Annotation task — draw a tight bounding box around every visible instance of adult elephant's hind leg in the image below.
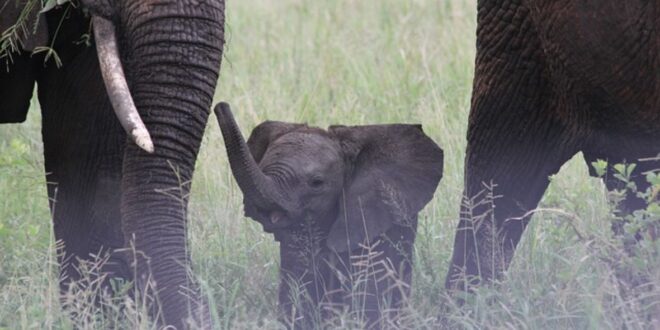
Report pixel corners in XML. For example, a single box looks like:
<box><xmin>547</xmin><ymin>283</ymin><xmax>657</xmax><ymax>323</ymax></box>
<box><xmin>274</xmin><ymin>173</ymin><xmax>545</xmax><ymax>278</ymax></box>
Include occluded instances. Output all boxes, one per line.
<box><xmin>444</xmin><ymin>1</ymin><xmax>580</xmax><ymax>291</ymax></box>
<box><xmin>446</xmin><ymin>131</ymin><xmax>577</xmax><ymax>291</ymax></box>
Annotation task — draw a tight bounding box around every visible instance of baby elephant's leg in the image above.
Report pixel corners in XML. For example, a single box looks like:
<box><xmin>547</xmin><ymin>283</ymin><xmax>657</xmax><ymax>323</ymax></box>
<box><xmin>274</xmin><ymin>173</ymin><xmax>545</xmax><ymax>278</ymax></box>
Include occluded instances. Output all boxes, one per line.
<box><xmin>356</xmin><ymin>224</ymin><xmax>417</xmax><ymax>329</ymax></box>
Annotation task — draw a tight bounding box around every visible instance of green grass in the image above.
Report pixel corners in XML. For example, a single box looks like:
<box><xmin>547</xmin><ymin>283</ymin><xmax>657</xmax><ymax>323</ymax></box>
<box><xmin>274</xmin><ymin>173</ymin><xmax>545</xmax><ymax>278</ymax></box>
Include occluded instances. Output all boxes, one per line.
<box><xmin>1</xmin><ymin>0</ymin><xmax>658</xmax><ymax>328</ymax></box>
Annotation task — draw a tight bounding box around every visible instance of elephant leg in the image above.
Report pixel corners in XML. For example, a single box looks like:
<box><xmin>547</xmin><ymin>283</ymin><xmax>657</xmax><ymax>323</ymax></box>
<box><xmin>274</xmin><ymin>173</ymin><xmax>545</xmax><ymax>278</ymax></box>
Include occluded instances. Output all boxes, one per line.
<box><xmin>366</xmin><ymin>225</ymin><xmax>416</xmax><ymax>329</ymax></box>
<box><xmin>446</xmin><ymin>121</ymin><xmax>578</xmax><ymax>291</ymax></box>
<box><xmin>38</xmin><ymin>46</ymin><xmax>129</xmax><ymax>296</ymax></box>
<box><xmin>278</xmin><ymin>242</ymin><xmax>327</xmax><ymax>329</ymax></box>
<box><xmin>341</xmin><ymin>225</ymin><xmax>416</xmax><ymax>329</ymax></box>
<box><xmin>446</xmin><ymin>153</ymin><xmax>570</xmax><ymax>291</ymax></box>
<box><xmin>277</xmin><ymin>271</ymin><xmax>319</xmax><ymax>329</ymax></box>
<box><xmin>444</xmin><ymin>1</ymin><xmax>581</xmax><ymax>291</ymax></box>
<box><xmin>0</xmin><ymin>52</ymin><xmax>36</xmax><ymax>123</ymax></box>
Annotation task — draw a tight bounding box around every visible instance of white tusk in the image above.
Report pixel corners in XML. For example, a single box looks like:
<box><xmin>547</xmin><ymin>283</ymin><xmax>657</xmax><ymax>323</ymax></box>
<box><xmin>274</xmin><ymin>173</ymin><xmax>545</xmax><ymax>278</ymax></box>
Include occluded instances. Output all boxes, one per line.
<box><xmin>92</xmin><ymin>16</ymin><xmax>154</xmax><ymax>153</ymax></box>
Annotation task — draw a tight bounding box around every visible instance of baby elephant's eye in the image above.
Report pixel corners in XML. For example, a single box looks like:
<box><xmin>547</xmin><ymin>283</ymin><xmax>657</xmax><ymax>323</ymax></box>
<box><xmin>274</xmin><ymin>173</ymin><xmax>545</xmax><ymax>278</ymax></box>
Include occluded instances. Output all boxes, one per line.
<box><xmin>309</xmin><ymin>177</ymin><xmax>324</xmax><ymax>188</ymax></box>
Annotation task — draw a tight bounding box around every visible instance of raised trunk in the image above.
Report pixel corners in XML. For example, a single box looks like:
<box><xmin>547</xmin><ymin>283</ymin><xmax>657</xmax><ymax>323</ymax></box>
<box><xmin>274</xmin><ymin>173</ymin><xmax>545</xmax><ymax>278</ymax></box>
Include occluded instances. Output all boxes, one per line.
<box><xmin>117</xmin><ymin>1</ymin><xmax>225</xmax><ymax>328</ymax></box>
<box><xmin>214</xmin><ymin>103</ymin><xmax>289</xmax><ymax>211</ymax></box>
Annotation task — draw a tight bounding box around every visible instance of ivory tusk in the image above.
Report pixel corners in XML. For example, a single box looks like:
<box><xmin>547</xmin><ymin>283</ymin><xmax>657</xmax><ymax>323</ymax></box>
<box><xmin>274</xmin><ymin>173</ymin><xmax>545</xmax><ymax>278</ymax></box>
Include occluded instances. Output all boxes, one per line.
<box><xmin>92</xmin><ymin>16</ymin><xmax>154</xmax><ymax>153</ymax></box>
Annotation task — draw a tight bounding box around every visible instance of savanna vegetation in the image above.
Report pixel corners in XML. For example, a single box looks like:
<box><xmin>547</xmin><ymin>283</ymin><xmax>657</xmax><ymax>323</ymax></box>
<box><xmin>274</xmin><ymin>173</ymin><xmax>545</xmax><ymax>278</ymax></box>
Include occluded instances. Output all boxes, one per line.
<box><xmin>1</xmin><ymin>0</ymin><xmax>658</xmax><ymax>328</ymax></box>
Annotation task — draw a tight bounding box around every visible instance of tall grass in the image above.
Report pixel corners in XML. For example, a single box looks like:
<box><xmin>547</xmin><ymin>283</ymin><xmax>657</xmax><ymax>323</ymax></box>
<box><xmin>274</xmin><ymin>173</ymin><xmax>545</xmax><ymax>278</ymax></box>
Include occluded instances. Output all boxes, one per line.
<box><xmin>1</xmin><ymin>0</ymin><xmax>658</xmax><ymax>328</ymax></box>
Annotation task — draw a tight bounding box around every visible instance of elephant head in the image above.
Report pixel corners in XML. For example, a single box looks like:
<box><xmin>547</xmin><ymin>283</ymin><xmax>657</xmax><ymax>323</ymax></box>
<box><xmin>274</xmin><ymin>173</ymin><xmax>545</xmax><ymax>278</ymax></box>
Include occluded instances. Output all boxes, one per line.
<box><xmin>214</xmin><ymin>102</ymin><xmax>443</xmax><ymax>325</ymax></box>
<box><xmin>215</xmin><ymin>102</ymin><xmax>443</xmax><ymax>252</ymax></box>
<box><xmin>2</xmin><ymin>1</ymin><xmax>225</xmax><ymax>327</ymax></box>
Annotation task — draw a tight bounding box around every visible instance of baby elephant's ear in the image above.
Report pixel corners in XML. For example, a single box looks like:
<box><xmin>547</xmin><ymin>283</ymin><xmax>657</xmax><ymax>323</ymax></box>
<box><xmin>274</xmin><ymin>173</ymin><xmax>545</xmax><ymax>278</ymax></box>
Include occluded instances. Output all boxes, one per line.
<box><xmin>246</xmin><ymin>121</ymin><xmax>305</xmax><ymax>162</ymax></box>
<box><xmin>326</xmin><ymin>124</ymin><xmax>443</xmax><ymax>253</ymax></box>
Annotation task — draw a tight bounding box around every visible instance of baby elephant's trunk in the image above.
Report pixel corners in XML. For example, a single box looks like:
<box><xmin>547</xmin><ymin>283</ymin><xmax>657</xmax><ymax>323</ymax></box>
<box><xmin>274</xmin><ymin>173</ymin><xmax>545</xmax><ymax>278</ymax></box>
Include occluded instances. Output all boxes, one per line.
<box><xmin>214</xmin><ymin>103</ymin><xmax>287</xmax><ymax>211</ymax></box>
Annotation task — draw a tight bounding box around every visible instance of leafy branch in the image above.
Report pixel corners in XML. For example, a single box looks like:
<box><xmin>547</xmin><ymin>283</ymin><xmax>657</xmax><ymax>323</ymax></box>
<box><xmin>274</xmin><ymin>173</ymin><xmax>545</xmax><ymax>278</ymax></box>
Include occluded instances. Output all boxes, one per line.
<box><xmin>0</xmin><ymin>0</ymin><xmax>71</xmax><ymax>62</ymax></box>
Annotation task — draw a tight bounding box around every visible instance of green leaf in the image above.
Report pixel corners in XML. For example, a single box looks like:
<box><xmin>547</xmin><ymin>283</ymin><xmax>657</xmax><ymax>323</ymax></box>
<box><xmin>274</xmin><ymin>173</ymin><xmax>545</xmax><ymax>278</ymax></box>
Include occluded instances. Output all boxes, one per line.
<box><xmin>646</xmin><ymin>172</ymin><xmax>660</xmax><ymax>186</ymax></box>
<box><xmin>591</xmin><ymin>159</ymin><xmax>608</xmax><ymax>177</ymax></box>
<box><xmin>625</xmin><ymin>163</ymin><xmax>637</xmax><ymax>177</ymax></box>
<box><xmin>613</xmin><ymin>164</ymin><xmax>626</xmax><ymax>176</ymax></box>
<box><xmin>40</xmin><ymin>0</ymin><xmax>58</xmax><ymax>13</ymax></box>
<box><xmin>40</xmin><ymin>0</ymin><xmax>71</xmax><ymax>13</ymax></box>
<box><xmin>647</xmin><ymin>203</ymin><xmax>660</xmax><ymax>218</ymax></box>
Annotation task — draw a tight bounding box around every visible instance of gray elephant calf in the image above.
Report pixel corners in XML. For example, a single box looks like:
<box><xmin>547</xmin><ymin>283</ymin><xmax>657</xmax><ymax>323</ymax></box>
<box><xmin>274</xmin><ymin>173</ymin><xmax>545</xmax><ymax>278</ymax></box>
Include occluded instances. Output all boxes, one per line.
<box><xmin>214</xmin><ymin>102</ymin><xmax>443</xmax><ymax>328</ymax></box>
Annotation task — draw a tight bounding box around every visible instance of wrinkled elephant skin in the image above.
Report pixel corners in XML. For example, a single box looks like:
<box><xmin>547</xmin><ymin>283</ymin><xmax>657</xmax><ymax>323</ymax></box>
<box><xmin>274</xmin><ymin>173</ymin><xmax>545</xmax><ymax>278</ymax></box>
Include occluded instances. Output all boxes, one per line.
<box><xmin>446</xmin><ymin>0</ymin><xmax>660</xmax><ymax>291</ymax></box>
<box><xmin>0</xmin><ymin>1</ymin><xmax>225</xmax><ymax>328</ymax></box>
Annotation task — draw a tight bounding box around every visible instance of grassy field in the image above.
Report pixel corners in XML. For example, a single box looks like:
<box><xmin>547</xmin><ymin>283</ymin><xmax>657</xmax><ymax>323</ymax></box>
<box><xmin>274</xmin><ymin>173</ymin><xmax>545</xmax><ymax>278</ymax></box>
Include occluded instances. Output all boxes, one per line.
<box><xmin>1</xmin><ymin>0</ymin><xmax>658</xmax><ymax>328</ymax></box>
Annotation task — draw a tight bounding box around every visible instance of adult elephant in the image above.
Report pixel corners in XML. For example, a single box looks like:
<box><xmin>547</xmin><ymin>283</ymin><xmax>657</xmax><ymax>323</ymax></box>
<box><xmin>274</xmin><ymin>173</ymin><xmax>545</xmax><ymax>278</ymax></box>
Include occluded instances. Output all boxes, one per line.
<box><xmin>1</xmin><ymin>0</ymin><xmax>225</xmax><ymax>328</ymax></box>
<box><xmin>445</xmin><ymin>1</ymin><xmax>659</xmax><ymax>290</ymax></box>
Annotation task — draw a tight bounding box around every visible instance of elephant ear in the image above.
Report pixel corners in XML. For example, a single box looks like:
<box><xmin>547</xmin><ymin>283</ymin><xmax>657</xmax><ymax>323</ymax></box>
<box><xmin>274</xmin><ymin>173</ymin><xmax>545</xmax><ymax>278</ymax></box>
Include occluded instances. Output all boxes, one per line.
<box><xmin>0</xmin><ymin>2</ymin><xmax>48</xmax><ymax>123</ymax></box>
<box><xmin>326</xmin><ymin>124</ymin><xmax>443</xmax><ymax>253</ymax></box>
<box><xmin>0</xmin><ymin>2</ymin><xmax>48</xmax><ymax>53</ymax></box>
<box><xmin>246</xmin><ymin>121</ymin><xmax>306</xmax><ymax>162</ymax></box>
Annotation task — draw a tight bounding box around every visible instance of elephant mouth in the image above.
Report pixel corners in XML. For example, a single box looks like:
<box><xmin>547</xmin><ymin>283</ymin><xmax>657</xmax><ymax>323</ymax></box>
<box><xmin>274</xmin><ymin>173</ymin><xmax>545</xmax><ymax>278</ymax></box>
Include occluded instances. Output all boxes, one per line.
<box><xmin>245</xmin><ymin>204</ymin><xmax>298</xmax><ymax>233</ymax></box>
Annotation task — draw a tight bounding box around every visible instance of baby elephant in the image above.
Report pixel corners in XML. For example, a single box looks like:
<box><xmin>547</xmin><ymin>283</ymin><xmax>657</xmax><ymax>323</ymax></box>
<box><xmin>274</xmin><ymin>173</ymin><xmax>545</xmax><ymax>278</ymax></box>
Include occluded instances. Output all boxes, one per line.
<box><xmin>214</xmin><ymin>103</ymin><xmax>443</xmax><ymax>329</ymax></box>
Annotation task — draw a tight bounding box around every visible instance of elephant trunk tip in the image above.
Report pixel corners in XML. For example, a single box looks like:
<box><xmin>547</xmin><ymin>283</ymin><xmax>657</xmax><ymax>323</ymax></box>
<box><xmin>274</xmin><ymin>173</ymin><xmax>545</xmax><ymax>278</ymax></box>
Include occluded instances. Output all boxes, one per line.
<box><xmin>214</xmin><ymin>102</ymin><xmax>290</xmax><ymax>211</ymax></box>
<box><xmin>213</xmin><ymin>102</ymin><xmax>232</xmax><ymax>120</ymax></box>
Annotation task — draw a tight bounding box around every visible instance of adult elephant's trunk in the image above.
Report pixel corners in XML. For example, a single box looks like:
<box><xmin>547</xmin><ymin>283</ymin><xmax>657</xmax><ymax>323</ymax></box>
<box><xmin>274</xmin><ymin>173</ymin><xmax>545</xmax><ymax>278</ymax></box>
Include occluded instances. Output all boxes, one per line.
<box><xmin>214</xmin><ymin>103</ymin><xmax>288</xmax><ymax>211</ymax></box>
<box><xmin>115</xmin><ymin>1</ymin><xmax>225</xmax><ymax>328</ymax></box>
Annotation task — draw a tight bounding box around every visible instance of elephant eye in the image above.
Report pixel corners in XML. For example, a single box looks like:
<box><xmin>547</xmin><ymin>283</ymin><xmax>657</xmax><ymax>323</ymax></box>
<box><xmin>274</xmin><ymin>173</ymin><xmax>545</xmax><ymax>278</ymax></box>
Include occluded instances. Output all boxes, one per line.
<box><xmin>309</xmin><ymin>177</ymin><xmax>324</xmax><ymax>188</ymax></box>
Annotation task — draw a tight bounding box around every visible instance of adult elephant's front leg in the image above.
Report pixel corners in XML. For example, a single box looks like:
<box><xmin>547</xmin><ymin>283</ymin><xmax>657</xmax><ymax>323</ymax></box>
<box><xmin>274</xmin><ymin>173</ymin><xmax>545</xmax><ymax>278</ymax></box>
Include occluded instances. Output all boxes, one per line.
<box><xmin>39</xmin><ymin>45</ymin><xmax>130</xmax><ymax>294</ymax></box>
